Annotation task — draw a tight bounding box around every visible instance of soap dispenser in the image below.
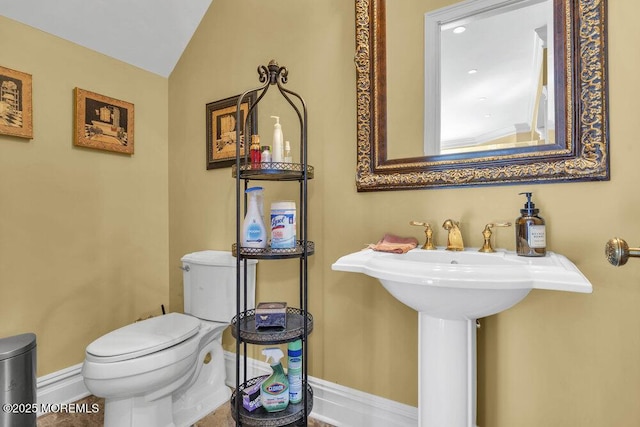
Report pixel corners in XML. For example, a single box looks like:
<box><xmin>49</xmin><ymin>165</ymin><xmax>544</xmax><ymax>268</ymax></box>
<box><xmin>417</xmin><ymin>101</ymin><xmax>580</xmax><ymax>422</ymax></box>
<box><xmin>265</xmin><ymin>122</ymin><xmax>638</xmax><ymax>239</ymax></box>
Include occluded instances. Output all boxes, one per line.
<box><xmin>515</xmin><ymin>192</ymin><xmax>546</xmax><ymax>257</ymax></box>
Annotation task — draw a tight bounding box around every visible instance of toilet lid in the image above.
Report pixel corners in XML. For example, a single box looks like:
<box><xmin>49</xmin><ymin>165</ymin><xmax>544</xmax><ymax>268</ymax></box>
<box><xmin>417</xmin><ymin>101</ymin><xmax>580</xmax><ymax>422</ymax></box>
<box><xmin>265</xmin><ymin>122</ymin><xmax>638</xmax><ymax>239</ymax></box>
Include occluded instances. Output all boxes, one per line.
<box><xmin>86</xmin><ymin>313</ymin><xmax>200</xmax><ymax>362</ymax></box>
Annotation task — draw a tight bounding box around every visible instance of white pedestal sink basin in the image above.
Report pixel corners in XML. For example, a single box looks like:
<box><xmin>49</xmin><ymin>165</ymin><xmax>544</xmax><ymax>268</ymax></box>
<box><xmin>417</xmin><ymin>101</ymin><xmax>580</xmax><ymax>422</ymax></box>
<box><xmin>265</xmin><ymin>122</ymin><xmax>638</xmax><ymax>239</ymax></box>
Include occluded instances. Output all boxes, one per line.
<box><xmin>332</xmin><ymin>248</ymin><xmax>592</xmax><ymax>427</ymax></box>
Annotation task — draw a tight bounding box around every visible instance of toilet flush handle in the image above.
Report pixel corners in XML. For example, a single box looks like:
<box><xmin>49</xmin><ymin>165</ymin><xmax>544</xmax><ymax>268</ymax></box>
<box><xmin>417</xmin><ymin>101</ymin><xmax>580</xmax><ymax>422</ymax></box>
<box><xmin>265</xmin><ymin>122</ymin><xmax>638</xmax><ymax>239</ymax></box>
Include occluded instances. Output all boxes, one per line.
<box><xmin>179</xmin><ymin>265</ymin><xmax>190</xmax><ymax>272</ymax></box>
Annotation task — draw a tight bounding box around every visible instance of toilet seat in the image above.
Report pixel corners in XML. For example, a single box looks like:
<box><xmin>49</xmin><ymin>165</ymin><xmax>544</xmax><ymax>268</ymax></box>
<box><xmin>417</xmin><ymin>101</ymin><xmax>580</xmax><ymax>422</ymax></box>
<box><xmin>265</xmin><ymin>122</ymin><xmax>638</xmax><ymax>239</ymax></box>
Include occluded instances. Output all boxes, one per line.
<box><xmin>86</xmin><ymin>313</ymin><xmax>201</xmax><ymax>363</ymax></box>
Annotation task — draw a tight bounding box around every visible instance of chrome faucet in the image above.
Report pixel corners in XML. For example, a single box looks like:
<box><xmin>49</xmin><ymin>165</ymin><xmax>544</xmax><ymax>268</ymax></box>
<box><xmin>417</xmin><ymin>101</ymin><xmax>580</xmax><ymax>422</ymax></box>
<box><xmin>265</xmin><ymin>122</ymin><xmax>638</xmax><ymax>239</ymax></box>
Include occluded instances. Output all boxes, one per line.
<box><xmin>442</xmin><ymin>219</ymin><xmax>464</xmax><ymax>251</ymax></box>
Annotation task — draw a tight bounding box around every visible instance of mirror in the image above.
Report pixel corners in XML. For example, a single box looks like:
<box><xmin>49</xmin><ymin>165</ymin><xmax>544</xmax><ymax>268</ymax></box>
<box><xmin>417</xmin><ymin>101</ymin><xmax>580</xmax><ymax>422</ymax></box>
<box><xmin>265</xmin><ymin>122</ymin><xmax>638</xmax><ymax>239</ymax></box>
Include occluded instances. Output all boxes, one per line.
<box><xmin>355</xmin><ymin>0</ymin><xmax>609</xmax><ymax>191</ymax></box>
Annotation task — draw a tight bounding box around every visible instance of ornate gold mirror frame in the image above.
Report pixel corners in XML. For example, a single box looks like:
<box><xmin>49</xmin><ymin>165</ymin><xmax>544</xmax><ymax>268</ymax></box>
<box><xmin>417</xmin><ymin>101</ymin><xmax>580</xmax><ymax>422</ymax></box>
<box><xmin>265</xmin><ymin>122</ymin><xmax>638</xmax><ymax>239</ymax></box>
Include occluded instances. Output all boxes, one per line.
<box><xmin>355</xmin><ymin>0</ymin><xmax>609</xmax><ymax>191</ymax></box>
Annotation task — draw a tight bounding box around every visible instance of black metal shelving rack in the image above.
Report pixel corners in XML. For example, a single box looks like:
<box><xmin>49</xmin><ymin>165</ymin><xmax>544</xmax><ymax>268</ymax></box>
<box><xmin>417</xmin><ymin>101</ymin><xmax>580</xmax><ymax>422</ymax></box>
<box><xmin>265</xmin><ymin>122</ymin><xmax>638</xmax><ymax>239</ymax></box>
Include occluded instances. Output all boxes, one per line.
<box><xmin>231</xmin><ymin>60</ymin><xmax>313</xmax><ymax>426</ymax></box>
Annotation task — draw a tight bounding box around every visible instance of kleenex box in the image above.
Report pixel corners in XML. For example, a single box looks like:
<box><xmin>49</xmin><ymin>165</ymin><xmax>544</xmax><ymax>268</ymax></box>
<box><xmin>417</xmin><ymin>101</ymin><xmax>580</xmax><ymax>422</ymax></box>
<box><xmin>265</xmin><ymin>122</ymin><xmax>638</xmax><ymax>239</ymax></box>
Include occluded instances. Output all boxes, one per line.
<box><xmin>242</xmin><ymin>378</ymin><xmax>264</xmax><ymax>412</ymax></box>
<box><xmin>255</xmin><ymin>302</ymin><xmax>287</xmax><ymax>329</ymax></box>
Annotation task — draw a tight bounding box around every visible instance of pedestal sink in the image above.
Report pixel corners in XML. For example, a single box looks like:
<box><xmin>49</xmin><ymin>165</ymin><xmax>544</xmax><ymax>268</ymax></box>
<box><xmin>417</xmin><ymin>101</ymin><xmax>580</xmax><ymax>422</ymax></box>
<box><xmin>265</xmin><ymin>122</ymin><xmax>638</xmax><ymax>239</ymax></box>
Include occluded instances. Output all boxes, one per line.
<box><xmin>332</xmin><ymin>248</ymin><xmax>592</xmax><ymax>427</ymax></box>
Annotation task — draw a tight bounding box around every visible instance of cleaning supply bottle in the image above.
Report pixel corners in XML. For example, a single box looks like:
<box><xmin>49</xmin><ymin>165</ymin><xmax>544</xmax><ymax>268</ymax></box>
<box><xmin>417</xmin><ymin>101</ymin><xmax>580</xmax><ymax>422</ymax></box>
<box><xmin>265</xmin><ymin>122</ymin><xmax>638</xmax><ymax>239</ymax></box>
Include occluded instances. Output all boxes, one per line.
<box><xmin>254</xmin><ymin>186</ymin><xmax>265</xmax><ymax>222</ymax></box>
<box><xmin>287</xmin><ymin>340</ymin><xmax>303</xmax><ymax>404</ymax></box>
<box><xmin>260</xmin><ymin>348</ymin><xmax>289</xmax><ymax>412</ymax></box>
<box><xmin>241</xmin><ymin>187</ymin><xmax>267</xmax><ymax>249</ymax></box>
<box><xmin>271</xmin><ymin>116</ymin><xmax>284</xmax><ymax>163</ymax></box>
<box><xmin>515</xmin><ymin>192</ymin><xmax>546</xmax><ymax>257</ymax></box>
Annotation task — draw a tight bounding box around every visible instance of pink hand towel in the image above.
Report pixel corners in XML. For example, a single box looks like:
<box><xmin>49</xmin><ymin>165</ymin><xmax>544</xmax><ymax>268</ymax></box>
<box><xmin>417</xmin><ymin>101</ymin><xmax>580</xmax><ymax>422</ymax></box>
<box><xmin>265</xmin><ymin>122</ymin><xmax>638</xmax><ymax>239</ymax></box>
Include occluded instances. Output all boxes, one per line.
<box><xmin>368</xmin><ymin>233</ymin><xmax>418</xmax><ymax>254</ymax></box>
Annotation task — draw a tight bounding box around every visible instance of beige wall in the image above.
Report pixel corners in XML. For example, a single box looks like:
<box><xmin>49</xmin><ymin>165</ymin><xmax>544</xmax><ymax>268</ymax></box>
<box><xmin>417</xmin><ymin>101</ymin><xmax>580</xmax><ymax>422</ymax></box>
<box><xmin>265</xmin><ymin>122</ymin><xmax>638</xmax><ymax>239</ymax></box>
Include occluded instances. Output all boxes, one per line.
<box><xmin>0</xmin><ymin>17</ymin><xmax>169</xmax><ymax>375</ymax></box>
<box><xmin>169</xmin><ymin>1</ymin><xmax>640</xmax><ymax>426</ymax></box>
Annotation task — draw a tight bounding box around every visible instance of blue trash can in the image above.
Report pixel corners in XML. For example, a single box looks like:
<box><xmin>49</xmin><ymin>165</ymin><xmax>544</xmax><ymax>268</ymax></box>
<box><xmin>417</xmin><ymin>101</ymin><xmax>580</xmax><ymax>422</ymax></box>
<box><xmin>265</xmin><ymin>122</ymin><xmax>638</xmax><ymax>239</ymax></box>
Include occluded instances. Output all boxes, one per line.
<box><xmin>0</xmin><ymin>333</ymin><xmax>37</xmax><ymax>427</ymax></box>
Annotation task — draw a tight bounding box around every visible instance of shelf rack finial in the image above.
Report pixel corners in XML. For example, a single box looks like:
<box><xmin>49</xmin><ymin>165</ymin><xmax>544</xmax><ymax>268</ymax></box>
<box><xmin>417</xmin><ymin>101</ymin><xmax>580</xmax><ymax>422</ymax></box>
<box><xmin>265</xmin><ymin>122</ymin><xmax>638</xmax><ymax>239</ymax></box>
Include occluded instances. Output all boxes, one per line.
<box><xmin>263</xmin><ymin>59</ymin><xmax>288</xmax><ymax>85</ymax></box>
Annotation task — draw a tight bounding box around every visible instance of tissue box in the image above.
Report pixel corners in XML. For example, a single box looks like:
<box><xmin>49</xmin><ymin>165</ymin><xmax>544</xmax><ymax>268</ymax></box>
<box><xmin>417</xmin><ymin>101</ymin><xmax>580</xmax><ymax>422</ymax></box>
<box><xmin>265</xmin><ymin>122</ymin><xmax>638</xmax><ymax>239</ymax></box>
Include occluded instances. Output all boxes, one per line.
<box><xmin>255</xmin><ymin>302</ymin><xmax>287</xmax><ymax>329</ymax></box>
<box><xmin>242</xmin><ymin>379</ymin><xmax>264</xmax><ymax>412</ymax></box>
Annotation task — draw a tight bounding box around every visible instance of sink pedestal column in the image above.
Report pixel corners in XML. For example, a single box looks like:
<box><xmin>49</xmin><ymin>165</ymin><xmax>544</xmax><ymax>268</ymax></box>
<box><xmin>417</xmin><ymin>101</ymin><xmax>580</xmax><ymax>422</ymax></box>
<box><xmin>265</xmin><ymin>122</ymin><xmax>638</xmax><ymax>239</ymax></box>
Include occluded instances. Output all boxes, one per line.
<box><xmin>419</xmin><ymin>313</ymin><xmax>477</xmax><ymax>427</ymax></box>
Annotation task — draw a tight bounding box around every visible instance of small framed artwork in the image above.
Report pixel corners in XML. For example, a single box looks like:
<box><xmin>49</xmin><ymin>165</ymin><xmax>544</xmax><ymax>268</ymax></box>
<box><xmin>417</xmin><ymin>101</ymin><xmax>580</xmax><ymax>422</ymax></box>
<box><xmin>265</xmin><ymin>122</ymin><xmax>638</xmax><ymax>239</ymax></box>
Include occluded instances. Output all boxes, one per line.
<box><xmin>74</xmin><ymin>88</ymin><xmax>134</xmax><ymax>154</ymax></box>
<box><xmin>206</xmin><ymin>92</ymin><xmax>257</xmax><ymax>169</ymax></box>
<box><xmin>0</xmin><ymin>65</ymin><xmax>33</xmax><ymax>139</ymax></box>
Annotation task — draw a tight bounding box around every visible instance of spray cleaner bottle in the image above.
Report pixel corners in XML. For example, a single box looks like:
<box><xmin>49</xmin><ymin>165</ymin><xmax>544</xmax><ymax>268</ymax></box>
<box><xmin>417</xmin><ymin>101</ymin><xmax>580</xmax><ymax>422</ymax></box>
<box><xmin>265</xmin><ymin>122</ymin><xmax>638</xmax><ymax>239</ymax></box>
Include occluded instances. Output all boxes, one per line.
<box><xmin>260</xmin><ymin>348</ymin><xmax>289</xmax><ymax>412</ymax></box>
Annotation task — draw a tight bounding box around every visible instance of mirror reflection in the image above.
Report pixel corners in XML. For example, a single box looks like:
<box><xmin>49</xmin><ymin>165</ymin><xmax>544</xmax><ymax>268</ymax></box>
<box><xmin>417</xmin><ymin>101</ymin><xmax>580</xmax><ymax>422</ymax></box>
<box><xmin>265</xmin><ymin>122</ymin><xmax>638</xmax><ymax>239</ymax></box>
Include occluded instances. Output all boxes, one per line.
<box><xmin>435</xmin><ymin>0</ymin><xmax>554</xmax><ymax>154</ymax></box>
<box><xmin>387</xmin><ymin>0</ymin><xmax>555</xmax><ymax>158</ymax></box>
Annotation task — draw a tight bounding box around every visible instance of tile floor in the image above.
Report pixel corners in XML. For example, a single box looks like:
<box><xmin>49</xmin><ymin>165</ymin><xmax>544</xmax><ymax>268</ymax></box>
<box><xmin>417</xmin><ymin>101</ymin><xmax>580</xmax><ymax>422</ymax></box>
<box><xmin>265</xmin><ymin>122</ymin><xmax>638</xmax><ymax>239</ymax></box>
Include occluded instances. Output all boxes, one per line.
<box><xmin>37</xmin><ymin>395</ymin><xmax>333</xmax><ymax>426</ymax></box>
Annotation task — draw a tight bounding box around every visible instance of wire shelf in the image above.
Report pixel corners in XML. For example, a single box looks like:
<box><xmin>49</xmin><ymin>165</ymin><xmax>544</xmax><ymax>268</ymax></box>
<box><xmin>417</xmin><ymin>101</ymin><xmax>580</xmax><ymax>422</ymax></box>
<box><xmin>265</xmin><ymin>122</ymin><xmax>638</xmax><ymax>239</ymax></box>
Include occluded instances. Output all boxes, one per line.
<box><xmin>232</xmin><ymin>162</ymin><xmax>314</xmax><ymax>181</ymax></box>
<box><xmin>232</xmin><ymin>241</ymin><xmax>314</xmax><ymax>259</ymax></box>
<box><xmin>231</xmin><ymin>308</ymin><xmax>313</xmax><ymax>345</ymax></box>
<box><xmin>230</xmin><ymin>376</ymin><xmax>313</xmax><ymax>427</ymax></box>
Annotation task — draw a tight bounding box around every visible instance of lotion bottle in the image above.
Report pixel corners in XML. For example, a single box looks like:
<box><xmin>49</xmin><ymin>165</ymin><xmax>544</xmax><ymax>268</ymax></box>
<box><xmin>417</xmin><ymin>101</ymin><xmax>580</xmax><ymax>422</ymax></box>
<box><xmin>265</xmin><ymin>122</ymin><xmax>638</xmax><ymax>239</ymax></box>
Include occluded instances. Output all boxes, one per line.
<box><xmin>271</xmin><ymin>116</ymin><xmax>284</xmax><ymax>163</ymax></box>
<box><xmin>515</xmin><ymin>192</ymin><xmax>546</xmax><ymax>257</ymax></box>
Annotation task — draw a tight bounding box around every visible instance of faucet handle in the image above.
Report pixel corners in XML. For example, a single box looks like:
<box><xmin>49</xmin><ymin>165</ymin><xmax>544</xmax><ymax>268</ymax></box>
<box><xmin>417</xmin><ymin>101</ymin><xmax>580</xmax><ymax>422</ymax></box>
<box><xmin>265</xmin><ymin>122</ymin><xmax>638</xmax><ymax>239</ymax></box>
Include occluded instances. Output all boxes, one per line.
<box><xmin>479</xmin><ymin>222</ymin><xmax>512</xmax><ymax>253</ymax></box>
<box><xmin>410</xmin><ymin>221</ymin><xmax>436</xmax><ymax>250</ymax></box>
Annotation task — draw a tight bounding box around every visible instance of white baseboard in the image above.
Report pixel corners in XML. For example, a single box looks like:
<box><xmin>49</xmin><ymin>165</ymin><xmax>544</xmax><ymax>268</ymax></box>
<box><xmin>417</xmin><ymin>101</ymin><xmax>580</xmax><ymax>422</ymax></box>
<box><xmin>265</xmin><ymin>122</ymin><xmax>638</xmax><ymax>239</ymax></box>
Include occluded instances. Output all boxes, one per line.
<box><xmin>36</xmin><ymin>363</ymin><xmax>90</xmax><ymax>416</ymax></box>
<box><xmin>37</xmin><ymin>355</ymin><xmax>418</xmax><ymax>426</ymax></box>
<box><xmin>223</xmin><ymin>351</ymin><xmax>418</xmax><ymax>427</ymax></box>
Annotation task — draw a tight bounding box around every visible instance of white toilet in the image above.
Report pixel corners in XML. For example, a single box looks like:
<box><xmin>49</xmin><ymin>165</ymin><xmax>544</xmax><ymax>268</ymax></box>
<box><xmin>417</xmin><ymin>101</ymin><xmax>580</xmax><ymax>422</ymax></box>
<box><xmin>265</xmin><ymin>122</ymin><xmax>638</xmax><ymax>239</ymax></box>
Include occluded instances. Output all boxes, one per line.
<box><xmin>82</xmin><ymin>250</ymin><xmax>256</xmax><ymax>427</ymax></box>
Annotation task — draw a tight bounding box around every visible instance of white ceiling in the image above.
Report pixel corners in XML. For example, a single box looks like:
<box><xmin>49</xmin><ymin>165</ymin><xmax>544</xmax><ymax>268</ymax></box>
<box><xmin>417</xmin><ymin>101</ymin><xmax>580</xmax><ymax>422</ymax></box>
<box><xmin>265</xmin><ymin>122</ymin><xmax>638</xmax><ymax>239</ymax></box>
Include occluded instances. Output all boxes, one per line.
<box><xmin>0</xmin><ymin>0</ymin><xmax>213</xmax><ymax>77</ymax></box>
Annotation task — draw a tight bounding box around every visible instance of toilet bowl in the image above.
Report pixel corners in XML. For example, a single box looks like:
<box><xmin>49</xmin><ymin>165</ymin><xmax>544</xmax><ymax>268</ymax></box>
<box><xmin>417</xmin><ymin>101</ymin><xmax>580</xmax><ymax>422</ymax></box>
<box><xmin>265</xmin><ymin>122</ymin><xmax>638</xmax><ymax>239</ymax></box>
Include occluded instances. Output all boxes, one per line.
<box><xmin>81</xmin><ymin>251</ymin><xmax>257</xmax><ymax>427</ymax></box>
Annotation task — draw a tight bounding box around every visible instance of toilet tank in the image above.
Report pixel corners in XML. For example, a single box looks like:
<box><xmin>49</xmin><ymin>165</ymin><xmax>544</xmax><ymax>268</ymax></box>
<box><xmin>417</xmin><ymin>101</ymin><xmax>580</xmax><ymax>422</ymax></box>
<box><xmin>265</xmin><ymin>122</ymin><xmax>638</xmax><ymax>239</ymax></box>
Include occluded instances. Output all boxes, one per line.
<box><xmin>181</xmin><ymin>250</ymin><xmax>257</xmax><ymax>322</ymax></box>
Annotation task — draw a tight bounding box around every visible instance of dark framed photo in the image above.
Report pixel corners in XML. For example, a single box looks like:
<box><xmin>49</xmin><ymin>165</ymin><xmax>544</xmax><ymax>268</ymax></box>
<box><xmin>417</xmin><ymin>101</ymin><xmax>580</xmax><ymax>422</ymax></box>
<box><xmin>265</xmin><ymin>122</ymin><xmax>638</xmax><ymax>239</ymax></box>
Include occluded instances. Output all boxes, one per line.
<box><xmin>74</xmin><ymin>87</ymin><xmax>134</xmax><ymax>154</ymax></box>
<box><xmin>0</xmin><ymin>65</ymin><xmax>33</xmax><ymax>139</ymax></box>
<box><xmin>206</xmin><ymin>92</ymin><xmax>257</xmax><ymax>169</ymax></box>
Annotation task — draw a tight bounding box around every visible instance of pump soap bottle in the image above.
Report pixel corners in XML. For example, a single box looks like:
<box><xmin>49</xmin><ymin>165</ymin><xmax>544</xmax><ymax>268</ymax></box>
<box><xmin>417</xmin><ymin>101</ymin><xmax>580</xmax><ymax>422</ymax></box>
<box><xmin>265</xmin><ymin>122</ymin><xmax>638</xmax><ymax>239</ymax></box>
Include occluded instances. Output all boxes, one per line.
<box><xmin>515</xmin><ymin>192</ymin><xmax>546</xmax><ymax>257</ymax></box>
<box><xmin>271</xmin><ymin>116</ymin><xmax>284</xmax><ymax>163</ymax></box>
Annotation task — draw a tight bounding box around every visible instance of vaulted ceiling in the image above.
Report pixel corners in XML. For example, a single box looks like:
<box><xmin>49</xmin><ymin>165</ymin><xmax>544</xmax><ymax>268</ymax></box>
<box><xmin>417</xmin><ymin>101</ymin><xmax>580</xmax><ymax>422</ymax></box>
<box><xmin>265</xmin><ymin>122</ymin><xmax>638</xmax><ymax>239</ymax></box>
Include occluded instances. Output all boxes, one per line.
<box><xmin>0</xmin><ymin>0</ymin><xmax>213</xmax><ymax>77</ymax></box>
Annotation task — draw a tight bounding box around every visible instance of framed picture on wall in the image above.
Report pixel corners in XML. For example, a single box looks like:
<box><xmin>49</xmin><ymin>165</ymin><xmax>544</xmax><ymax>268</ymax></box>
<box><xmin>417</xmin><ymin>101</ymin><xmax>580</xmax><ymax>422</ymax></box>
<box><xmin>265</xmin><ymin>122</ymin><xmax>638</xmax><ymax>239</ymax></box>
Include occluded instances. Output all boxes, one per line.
<box><xmin>0</xmin><ymin>65</ymin><xmax>33</xmax><ymax>139</ymax></box>
<box><xmin>74</xmin><ymin>88</ymin><xmax>135</xmax><ymax>154</ymax></box>
<box><xmin>206</xmin><ymin>92</ymin><xmax>257</xmax><ymax>169</ymax></box>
